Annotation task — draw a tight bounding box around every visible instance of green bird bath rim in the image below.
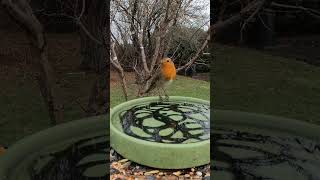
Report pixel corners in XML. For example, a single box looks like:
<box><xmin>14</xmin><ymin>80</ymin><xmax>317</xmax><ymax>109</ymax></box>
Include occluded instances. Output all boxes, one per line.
<box><xmin>110</xmin><ymin>96</ymin><xmax>210</xmax><ymax>169</ymax></box>
<box><xmin>0</xmin><ymin>116</ymin><xmax>108</xmax><ymax>180</ymax></box>
<box><xmin>212</xmin><ymin>110</ymin><xmax>320</xmax><ymax>179</ymax></box>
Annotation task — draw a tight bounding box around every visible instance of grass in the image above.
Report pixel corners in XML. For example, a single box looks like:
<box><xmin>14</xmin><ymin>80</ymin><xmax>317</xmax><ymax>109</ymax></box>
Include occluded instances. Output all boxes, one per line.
<box><xmin>0</xmin><ymin>31</ymin><xmax>96</xmax><ymax>146</ymax></box>
<box><xmin>213</xmin><ymin>45</ymin><xmax>320</xmax><ymax>124</ymax></box>
<box><xmin>110</xmin><ymin>74</ymin><xmax>210</xmax><ymax>108</ymax></box>
<box><xmin>0</xmin><ymin>76</ymin><xmax>50</xmax><ymax>146</ymax></box>
<box><xmin>1</xmin><ymin>29</ymin><xmax>320</xmax><ymax>148</ymax></box>
<box><xmin>109</xmin><ymin>44</ymin><xmax>320</xmax><ymax>125</ymax></box>
<box><xmin>0</xmin><ymin>71</ymin><xmax>96</xmax><ymax>146</ymax></box>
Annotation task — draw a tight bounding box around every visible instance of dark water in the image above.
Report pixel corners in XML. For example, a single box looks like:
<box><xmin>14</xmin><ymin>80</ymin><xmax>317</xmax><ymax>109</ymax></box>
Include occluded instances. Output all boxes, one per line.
<box><xmin>30</xmin><ymin>135</ymin><xmax>108</xmax><ymax>180</ymax></box>
<box><xmin>120</xmin><ymin>102</ymin><xmax>210</xmax><ymax>144</ymax></box>
<box><xmin>212</xmin><ymin>127</ymin><xmax>320</xmax><ymax>180</ymax></box>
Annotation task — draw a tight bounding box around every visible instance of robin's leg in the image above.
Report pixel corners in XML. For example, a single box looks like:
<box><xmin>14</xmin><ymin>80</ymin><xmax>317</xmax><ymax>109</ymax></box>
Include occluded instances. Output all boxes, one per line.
<box><xmin>157</xmin><ymin>86</ymin><xmax>163</xmax><ymax>102</ymax></box>
<box><xmin>161</xmin><ymin>87</ymin><xmax>169</xmax><ymax>101</ymax></box>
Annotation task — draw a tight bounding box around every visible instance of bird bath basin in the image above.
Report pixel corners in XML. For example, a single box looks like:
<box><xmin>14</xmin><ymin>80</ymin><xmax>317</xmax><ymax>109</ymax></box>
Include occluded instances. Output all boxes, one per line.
<box><xmin>0</xmin><ymin>116</ymin><xmax>108</xmax><ymax>180</ymax></box>
<box><xmin>212</xmin><ymin>110</ymin><xmax>320</xmax><ymax>179</ymax></box>
<box><xmin>110</xmin><ymin>96</ymin><xmax>210</xmax><ymax>169</ymax></box>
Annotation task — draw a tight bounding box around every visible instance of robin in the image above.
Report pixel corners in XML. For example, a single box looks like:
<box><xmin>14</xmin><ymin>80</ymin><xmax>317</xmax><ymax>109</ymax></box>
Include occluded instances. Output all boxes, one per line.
<box><xmin>147</xmin><ymin>57</ymin><xmax>176</xmax><ymax>101</ymax></box>
<box><xmin>0</xmin><ymin>146</ymin><xmax>6</xmax><ymax>156</ymax></box>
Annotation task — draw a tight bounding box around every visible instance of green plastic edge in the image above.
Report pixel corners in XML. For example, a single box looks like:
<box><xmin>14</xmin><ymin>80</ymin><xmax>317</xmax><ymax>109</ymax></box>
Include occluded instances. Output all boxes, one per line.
<box><xmin>0</xmin><ymin>115</ymin><xmax>108</xmax><ymax>180</ymax></box>
<box><xmin>213</xmin><ymin>110</ymin><xmax>320</xmax><ymax>141</ymax></box>
<box><xmin>110</xmin><ymin>96</ymin><xmax>210</xmax><ymax>169</ymax></box>
<box><xmin>212</xmin><ymin>110</ymin><xmax>320</xmax><ymax>180</ymax></box>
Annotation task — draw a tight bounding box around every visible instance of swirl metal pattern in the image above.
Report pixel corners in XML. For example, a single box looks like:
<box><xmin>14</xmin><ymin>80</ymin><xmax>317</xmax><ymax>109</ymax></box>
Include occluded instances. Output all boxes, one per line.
<box><xmin>120</xmin><ymin>102</ymin><xmax>210</xmax><ymax>144</ymax></box>
<box><xmin>212</xmin><ymin>127</ymin><xmax>320</xmax><ymax>179</ymax></box>
<box><xmin>30</xmin><ymin>135</ymin><xmax>108</xmax><ymax>180</ymax></box>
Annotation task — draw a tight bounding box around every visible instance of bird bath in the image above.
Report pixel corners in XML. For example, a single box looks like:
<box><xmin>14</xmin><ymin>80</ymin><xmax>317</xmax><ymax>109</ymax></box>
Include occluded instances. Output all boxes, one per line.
<box><xmin>212</xmin><ymin>110</ymin><xmax>320</xmax><ymax>179</ymax></box>
<box><xmin>110</xmin><ymin>96</ymin><xmax>210</xmax><ymax>169</ymax></box>
<box><xmin>0</xmin><ymin>116</ymin><xmax>108</xmax><ymax>180</ymax></box>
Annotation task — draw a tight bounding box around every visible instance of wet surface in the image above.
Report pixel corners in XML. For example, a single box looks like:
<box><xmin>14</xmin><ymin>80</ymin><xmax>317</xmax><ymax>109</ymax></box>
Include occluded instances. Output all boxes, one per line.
<box><xmin>119</xmin><ymin>102</ymin><xmax>210</xmax><ymax>144</ymax></box>
<box><xmin>30</xmin><ymin>135</ymin><xmax>108</xmax><ymax>180</ymax></box>
<box><xmin>212</xmin><ymin>127</ymin><xmax>320</xmax><ymax>180</ymax></box>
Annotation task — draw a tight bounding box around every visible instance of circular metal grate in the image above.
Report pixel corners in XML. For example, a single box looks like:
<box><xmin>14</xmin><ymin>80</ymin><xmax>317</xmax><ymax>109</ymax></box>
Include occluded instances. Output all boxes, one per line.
<box><xmin>212</xmin><ymin>127</ymin><xmax>320</xmax><ymax>179</ymax></box>
<box><xmin>120</xmin><ymin>102</ymin><xmax>210</xmax><ymax>144</ymax></box>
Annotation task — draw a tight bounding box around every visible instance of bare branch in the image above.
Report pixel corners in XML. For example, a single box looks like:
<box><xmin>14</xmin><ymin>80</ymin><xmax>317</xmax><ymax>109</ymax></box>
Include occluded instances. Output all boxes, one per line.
<box><xmin>111</xmin><ymin>42</ymin><xmax>129</xmax><ymax>100</ymax></box>
<box><xmin>113</xmin><ymin>0</ymin><xmax>141</xmax><ymax>28</ymax></box>
<box><xmin>177</xmin><ymin>30</ymin><xmax>210</xmax><ymax>72</ymax></box>
<box><xmin>149</xmin><ymin>33</ymin><xmax>161</xmax><ymax>73</ymax></box>
<box><xmin>211</xmin><ymin>0</ymin><xmax>270</xmax><ymax>35</ymax></box>
<box><xmin>77</xmin><ymin>21</ymin><xmax>102</xmax><ymax>45</ymax></box>
<box><xmin>240</xmin><ymin>0</ymin><xmax>267</xmax><ymax>42</ymax></box>
<box><xmin>1</xmin><ymin>0</ymin><xmax>64</xmax><ymax>124</ymax></box>
<box><xmin>79</xmin><ymin>0</ymin><xmax>86</xmax><ymax>19</ymax></box>
<box><xmin>164</xmin><ymin>0</ymin><xmax>171</xmax><ymax>22</ymax></box>
<box><xmin>271</xmin><ymin>2</ymin><xmax>320</xmax><ymax>19</ymax></box>
<box><xmin>38</xmin><ymin>12</ymin><xmax>102</xmax><ymax>45</ymax></box>
<box><xmin>258</xmin><ymin>13</ymin><xmax>273</xmax><ymax>31</ymax></box>
<box><xmin>137</xmin><ymin>29</ymin><xmax>150</xmax><ymax>75</ymax></box>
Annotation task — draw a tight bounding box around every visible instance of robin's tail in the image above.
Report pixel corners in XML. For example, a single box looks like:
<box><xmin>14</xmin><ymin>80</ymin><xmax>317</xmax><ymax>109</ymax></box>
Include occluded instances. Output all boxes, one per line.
<box><xmin>164</xmin><ymin>79</ymin><xmax>173</xmax><ymax>87</ymax></box>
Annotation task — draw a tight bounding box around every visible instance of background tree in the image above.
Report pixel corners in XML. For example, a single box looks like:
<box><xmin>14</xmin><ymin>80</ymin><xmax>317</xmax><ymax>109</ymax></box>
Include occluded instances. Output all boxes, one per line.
<box><xmin>212</xmin><ymin>0</ymin><xmax>320</xmax><ymax>48</ymax></box>
<box><xmin>1</xmin><ymin>0</ymin><xmax>64</xmax><ymax>125</ymax></box>
<box><xmin>1</xmin><ymin>0</ymin><xmax>109</xmax><ymax>122</ymax></box>
<box><xmin>111</xmin><ymin>0</ymin><xmax>210</xmax><ymax>98</ymax></box>
<box><xmin>166</xmin><ymin>26</ymin><xmax>210</xmax><ymax>74</ymax></box>
<box><xmin>37</xmin><ymin>0</ymin><xmax>109</xmax><ymax>115</ymax></box>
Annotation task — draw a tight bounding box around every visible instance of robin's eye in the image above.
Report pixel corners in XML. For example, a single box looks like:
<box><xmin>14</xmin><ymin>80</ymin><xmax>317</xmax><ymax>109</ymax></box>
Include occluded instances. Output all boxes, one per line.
<box><xmin>167</xmin><ymin>60</ymin><xmax>169</xmax><ymax>62</ymax></box>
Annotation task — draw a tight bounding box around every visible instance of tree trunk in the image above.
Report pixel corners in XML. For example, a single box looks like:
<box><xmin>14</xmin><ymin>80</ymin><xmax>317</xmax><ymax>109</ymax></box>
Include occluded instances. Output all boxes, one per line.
<box><xmin>79</xmin><ymin>0</ymin><xmax>107</xmax><ymax>73</ymax></box>
<box><xmin>31</xmin><ymin>41</ymin><xmax>64</xmax><ymax>125</ymax></box>
<box><xmin>1</xmin><ymin>0</ymin><xmax>64</xmax><ymax>125</ymax></box>
<box><xmin>81</xmin><ymin>0</ymin><xmax>109</xmax><ymax>115</ymax></box>
<box><xmin>87</xmin><ymin>72</ymin><xmax>108</xmax><ymax>115</ymax></box>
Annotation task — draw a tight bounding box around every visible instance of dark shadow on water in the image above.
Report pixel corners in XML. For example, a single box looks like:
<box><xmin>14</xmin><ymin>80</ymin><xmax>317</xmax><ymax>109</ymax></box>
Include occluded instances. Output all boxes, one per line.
<box><xmin>212</xmin><ymin>128</ymin><xmax>320</xmax><ymax>180</ymax></box>
<box><xmin>31</xmin><ymin>135</ymin><xmax>108</xmax><ymax>180</ymax></box>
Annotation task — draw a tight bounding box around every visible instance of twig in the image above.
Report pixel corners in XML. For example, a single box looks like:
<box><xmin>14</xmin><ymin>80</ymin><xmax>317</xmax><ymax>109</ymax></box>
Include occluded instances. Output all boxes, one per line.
<box><xmin>240</xmin><ymin>0</ymin><xmax>267</xmax><ymax>43</ymax></box>
<box><xmin>258</xmin><ymin>13</ymin><xmax>273</xmax><ymax>32</ymax></box>
<box><xmin>270</xmin><ymin>2</ymin><xmax>320</xmax><ymax>19</ymax></box>
<box><xmin>177</xmin><ymin>30</ymin><xmax>210</xmax><ymax>72</ymax></box>
<box><xmin>79</xmin><ymin>0</ymin><xmax>86</xmax><ymax>19</ymax></box>
<box><xmin>211</xmin><ymin>0</ymin><xmax>271</xmax><ymax>35</ymax></box>
<box><xmin>77</xmin><ymin>21</ymin><xmax>102</xmax><ymax>45</ymax></box>
<box><xmin>39</xmin><ymin>12</ymin><xmax>102</xmax><ymax>45</ymax></box>
<box><xmin>111</xmin><ymin>42</ymin><xmax>129</xmax><ymax>100</ymax></box>
<box><xmin>74</xmin><ymin>98</ymin><xmax>90</xmax><ymax>113</ymax></box>
<box><xmin>171</xmin><ymin>19</ymin><xmax>210</xmax><ymax>60</ymax></box>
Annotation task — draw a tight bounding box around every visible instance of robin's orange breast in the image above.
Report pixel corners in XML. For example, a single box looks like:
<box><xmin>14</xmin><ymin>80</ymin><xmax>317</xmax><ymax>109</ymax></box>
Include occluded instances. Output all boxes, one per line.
<box><xmin>161</xmin><ymin>63</ymin><xmax>176</xmax><ymax>81</ymax></box>
<box><xmin>0</xmin><ymin>147</ymin><xmax>6</xmax><ymax>155</ymax></box>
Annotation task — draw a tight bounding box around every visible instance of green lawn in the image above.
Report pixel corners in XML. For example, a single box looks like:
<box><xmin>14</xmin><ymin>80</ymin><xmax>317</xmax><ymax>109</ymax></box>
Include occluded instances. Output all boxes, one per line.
<box><xmin>110</xmin><ymin>75</ymin><xmax>210</xmax><ymax>108</ymax></box>
<box><xmin>0</xmin><ymin>73</ymin><xmax>95</xmax><ymax>146</ymax></box>
<box><xmin>0</xmin><ymin>77</ymin><xmax>50</xmax><ymax>146</ymax></box>
<box><xmin>113</xmin><ymin>44</ymin><xmax>320</xmax><ymax>124</ymax></box>
<box><xmin>2</xmin><ymin>43</ymin><xmax>320</xmax><ymax>147</ymax></box>
<box><xmin>0</xmin><ymin>32</ymin><xmax>97</xmax><ymax>147</ymax></box>
<box><xmin>213</xmin><ymin>45</ymin><xmax>320</xmax><ymax>124</ymax></box>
